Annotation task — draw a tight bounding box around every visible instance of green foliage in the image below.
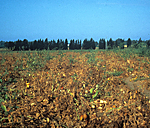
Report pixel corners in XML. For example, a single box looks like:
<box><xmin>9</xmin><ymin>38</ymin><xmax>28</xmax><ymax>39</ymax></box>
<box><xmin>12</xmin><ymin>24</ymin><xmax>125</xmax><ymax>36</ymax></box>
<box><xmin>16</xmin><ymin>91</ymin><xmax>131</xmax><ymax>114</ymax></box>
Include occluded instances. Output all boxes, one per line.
<box><xmin>90</xmin><ymin>88</ymin><xmax>94</xmax><ymax>93</ymax></box>
<box><xmin>134</xmin><ymin>48</ymin><xmax>150</xmax><ymax>57</ymax></box>
<box><xmin>68</xmin><ymin>54</ymin><xmax>77</xmax><ymax>64</ymax></box>
<box><xmin>107</xmin><ymin>38</ymin><xmax>114</xmax><ymax>49</ymax></box>
<box><xmin>85</xmin><ymin>51</ymin><xmax>99</xmax><ymax>65</ymax></box>
<box><xmin>127</xmin><ymin>38</ymin><xmax>131</xmax><ymax>47</ymax></box>
<box><xmin>99</xmin><ymin>39</ymin><xmax>105</xmax><ymax>49</ymax></box>
<box><xmin>1</xmin><ymin>104</ymin><xmax>7</xmax><ymax>112</ymax></box>
<box><xmin>136</xmin><ymin>42</ymin><xmax>147</xmax><ymax>48</ymax></box>
<box><xmin>119</xmin><ymin>42</ymin><xmax>124</xmax><ymax>49</ymax></box>
<box><xmin>82</xmin><ymin>38</ymin><xmax>96</xmax><ymax>49</ymax></box>
<box><xmin>111</xmin><ymin>47</ymin><xmax>150</xmax><ymax>59</ymax></box>
<box><xmin>92</xmin><ymin>90</ymin><xmax>99</xmax><ymax>99</ymax></box>
<box><xmin>23</xmin><ymin>50</ymin><xmax>54</xmax><ymax>71</ymax></box>
<box><xmin>111</xmin><ymin>71</ymin><xmax>123</xmax><ymax>76</ymax></box>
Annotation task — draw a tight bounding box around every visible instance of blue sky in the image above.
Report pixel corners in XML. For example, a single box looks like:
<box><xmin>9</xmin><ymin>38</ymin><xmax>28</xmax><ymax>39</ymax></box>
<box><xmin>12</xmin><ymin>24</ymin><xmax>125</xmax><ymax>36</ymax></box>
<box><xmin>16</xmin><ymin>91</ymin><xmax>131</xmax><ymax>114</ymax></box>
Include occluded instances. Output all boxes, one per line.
<box><xmin>0</xmin><ymin>0</ymin><xmax>150</xmax><ymax>42</ymax></box>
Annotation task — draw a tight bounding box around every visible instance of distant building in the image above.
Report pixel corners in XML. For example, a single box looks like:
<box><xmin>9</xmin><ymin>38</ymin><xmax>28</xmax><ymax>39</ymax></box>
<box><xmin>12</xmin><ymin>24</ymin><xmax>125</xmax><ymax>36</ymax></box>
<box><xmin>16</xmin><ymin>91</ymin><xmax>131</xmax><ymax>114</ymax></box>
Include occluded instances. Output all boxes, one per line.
<box><xmin>68</xmin><ymin>44</ymin><xmax>69</xmax><ymax>50</ymax></box>
<box><xmin>124</xmin><ymin>42</ymin><xmax>127</xmax><ymax>48</ymax></box>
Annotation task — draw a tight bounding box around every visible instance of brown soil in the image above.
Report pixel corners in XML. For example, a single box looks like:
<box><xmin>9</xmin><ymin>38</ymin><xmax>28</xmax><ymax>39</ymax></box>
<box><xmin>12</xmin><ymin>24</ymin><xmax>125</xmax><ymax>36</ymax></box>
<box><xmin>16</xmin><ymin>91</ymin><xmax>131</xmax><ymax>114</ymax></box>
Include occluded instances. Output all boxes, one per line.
<box><xmin>0</xmin><ymin>51</ymin><xmax>150</xmax><ymax>127</ymax></box>
<box><xmin>124</xmin><ymin>75</ymin><xmax>150</xmax><ymax>99</ymax></box>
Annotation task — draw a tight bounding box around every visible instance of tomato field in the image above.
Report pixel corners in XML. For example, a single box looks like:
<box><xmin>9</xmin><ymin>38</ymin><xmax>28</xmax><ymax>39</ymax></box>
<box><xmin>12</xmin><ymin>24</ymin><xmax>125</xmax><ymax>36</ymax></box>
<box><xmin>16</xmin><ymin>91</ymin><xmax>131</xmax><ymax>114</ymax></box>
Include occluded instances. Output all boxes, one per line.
<box><xmin>0</xmin><ymin>48</ymin><xmax>150</xmax><ymax>127</ymax></box>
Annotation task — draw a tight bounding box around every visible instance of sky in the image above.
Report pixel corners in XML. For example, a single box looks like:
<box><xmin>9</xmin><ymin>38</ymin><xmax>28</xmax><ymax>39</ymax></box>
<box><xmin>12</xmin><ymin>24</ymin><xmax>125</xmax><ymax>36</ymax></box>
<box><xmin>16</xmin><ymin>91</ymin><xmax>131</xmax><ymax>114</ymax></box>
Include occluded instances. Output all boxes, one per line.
<box><xmin>0</xmin><ymin>0</ymin><xmax>150</xmax><ymax>42</ymax></box>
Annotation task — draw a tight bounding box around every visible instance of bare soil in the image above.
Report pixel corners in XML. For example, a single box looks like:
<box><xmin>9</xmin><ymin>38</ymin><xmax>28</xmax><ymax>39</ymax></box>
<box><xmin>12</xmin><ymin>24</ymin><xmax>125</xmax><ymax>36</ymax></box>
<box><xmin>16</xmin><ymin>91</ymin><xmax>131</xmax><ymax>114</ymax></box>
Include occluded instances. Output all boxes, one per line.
<box><xmin>124</xmin><ymin>75</ymin><xmax>150</xmax><ymax>99</ymax></box>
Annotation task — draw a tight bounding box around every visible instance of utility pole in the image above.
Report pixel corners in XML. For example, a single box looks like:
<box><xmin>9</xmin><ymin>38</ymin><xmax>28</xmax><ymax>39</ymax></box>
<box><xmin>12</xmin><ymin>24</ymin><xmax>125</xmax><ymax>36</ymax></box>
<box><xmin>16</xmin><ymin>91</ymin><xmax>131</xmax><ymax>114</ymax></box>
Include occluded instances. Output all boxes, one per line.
<box><xmin>105</xmin><ymin>37</ymin><xmax>107</xmax><ymax>50</ymax></box>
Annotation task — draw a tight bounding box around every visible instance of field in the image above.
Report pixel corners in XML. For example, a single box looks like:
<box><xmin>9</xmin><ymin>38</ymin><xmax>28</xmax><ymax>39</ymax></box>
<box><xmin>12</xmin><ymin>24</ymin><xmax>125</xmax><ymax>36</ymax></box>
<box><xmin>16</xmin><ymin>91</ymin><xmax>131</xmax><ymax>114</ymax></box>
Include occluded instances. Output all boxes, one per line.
<box><xmin>0</xmin><ymin>48</ymin><xmax>150</xmax><ymax>127</ymax></box>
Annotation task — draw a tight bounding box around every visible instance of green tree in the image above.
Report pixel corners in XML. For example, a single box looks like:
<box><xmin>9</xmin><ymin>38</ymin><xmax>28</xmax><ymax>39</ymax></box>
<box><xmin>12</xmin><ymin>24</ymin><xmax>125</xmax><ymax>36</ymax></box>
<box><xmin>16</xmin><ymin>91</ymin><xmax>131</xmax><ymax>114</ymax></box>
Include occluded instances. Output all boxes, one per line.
<box><xmin>90</xmin><ymin>38</ymin><xmax>95</xmax><ymax>49</ymax></box>
<box><xmin>107</xmin><ymin>38</ymin><xmax>113</xmax><ymax>49</ymax></box>
<box><xmin>0</xmin><ymin>41</ymin><xmax>5</xmax><ymax>48</ymax></box>
<box><xmin>119</xmin><ymin>42</ymin><xmax>124</xmax><ymax>49</ymax></box>
<box><xmin>49</xmin><ymin>40</ymin><xmax>53</xmax><ymax>50</ymax></box>
<box><xmin>54</xmin><ymin>39</ymin><xmax>59</xmax><ymax>50</ymax></box>
<box><xmin>64</xmin><ymin>39</ymin><xmax>68</xmax><ymax>50</ymax></box>
<box><xmin>76</xmin><ymin>39</ymin><xmax>81</xmax><ymax>49</ymax></box>
<box><xmin>137</xmin><ymin>42</ymin><xmax>147</xmax><ymax>48</ymax></box>
<box><xmin>82</xmin><ymin>38</ymin><xmax>95</xmax><ymax>49</ymax></box>
<box><xmin>146</xmin><ymin>40</ymin><xmax>150</xmax><ymax>47</ymax></box>
<box><xmin>14</xmin><ymin>39</ymin><xmax>22</xmax><ymax>51</ymax></box>
<box><xmin>132</xmin><ymin>40</ymin><xmax>138</xmax><ymax>48</ymax></box>
<box><xmin>44</xmin><ymin>38</ymin><xmax>48</xmax><ymax>50</ymax></box>
<box><xmin>138</xmin><ymin>38</ymin><xmax>142</xmax><ymax>44</ymax></box>
<box><xmin>5</xmin><ymin>41</ymin><xmax>14</xmax><ymax>50</ymax></box>
<box><xmin>52</xmin><ymin>40</ymin><xmax>57</xmax><ymax>50</ymax></box>
<box><xmin>99</xmin><ymin>39</ymin><xmax>105</xmax><ymax>49</ymax></box>
<box><xmin>38</xmin><ymin>39</ymin><xmax>44</xmax><ymax>50</ymax></box>
<box><xmin>23</xmin><ymin>39</ymin><xmax>29</xmax><ymax>50</ymax></box>
<box><xmin>127</xmin><ymin>38</ymin><xmax>131</xmax><ymax>47</ymax></box>
<box><xmin>69</xmin><ymin>39</ymin><xmax>75</xmax><ymax>50</ymax></box>
<box><xmin>115</xmin><ymin>38</ymin><xmax>124</xmax><ymax>48</ymax></box>
<box><xmin>74</xmin><ymin>40</ymin><xmax>78</xmax><ymax>49</ymax></box>
<box><xmin>82</xmin><ymin>38</ymin><xmax>88</xmax><ymax>49</ymax></box>
<box><xmin>79</xmin><ymin>40</ymin><xmax>81</xmax><ymax>49</ymax></box>
<box><xmin>58</xmin><ymin>39</ymin><xmax>64</xmax><ymax>50</ymax></box>
<box><xmin>29</xmin><ymin>41</ymin><xmax>34</xmax><ymax>50</ymax></box>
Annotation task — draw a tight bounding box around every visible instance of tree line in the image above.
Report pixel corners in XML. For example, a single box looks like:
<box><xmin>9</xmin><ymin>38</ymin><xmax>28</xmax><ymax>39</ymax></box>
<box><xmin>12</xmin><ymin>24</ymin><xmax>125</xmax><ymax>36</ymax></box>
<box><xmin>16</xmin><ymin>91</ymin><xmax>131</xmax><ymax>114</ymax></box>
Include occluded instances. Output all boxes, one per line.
<box><xmin>1</xmin><ymin>37</ymin><xmax>150</xmax><ymax>51</ymax></box>
<box><xmin>99</xmin><ymin>38</ymin><xmax>150</xmax><ymax>49</ymax></box>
